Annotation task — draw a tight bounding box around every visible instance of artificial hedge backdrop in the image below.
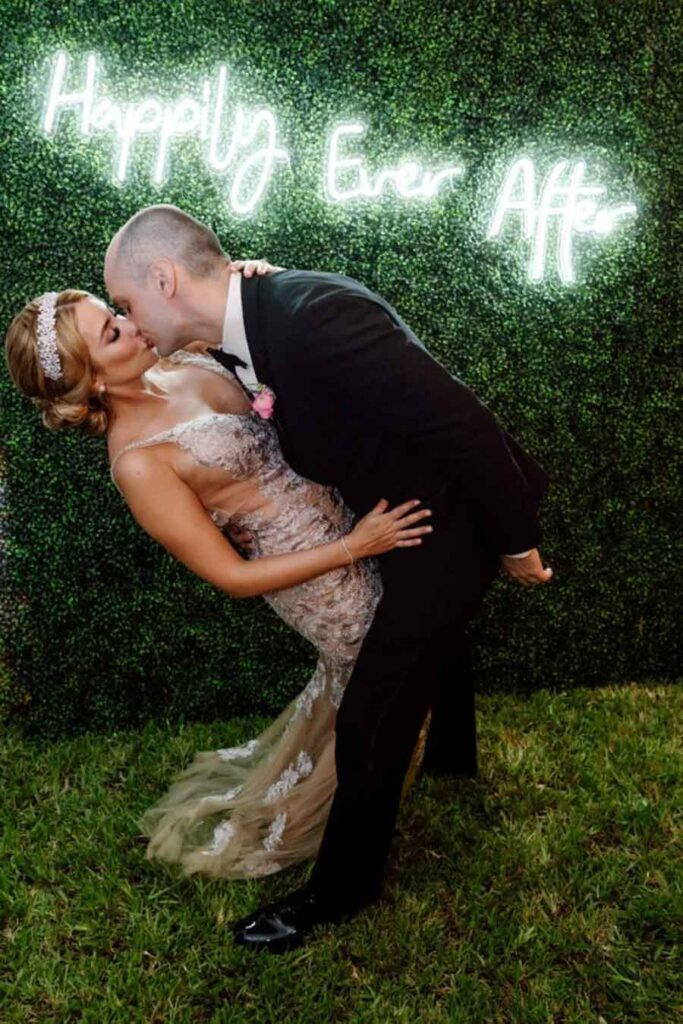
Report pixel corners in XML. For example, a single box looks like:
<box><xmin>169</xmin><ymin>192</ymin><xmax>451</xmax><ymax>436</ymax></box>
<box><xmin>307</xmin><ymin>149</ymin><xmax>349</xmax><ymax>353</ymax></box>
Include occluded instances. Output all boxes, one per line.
<box><xmin>1</xmin><ymin>0</ymin><xmax>680</xmax><ymax>739</ymax></box>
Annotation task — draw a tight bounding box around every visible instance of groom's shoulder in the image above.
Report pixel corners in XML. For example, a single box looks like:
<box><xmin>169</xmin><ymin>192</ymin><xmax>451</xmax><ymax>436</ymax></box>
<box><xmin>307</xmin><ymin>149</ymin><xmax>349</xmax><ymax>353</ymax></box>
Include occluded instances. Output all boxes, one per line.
<box><xmin>261</xmin><ymin>267</ymin><xmax>380</xmax><ymax>317</ymax></box>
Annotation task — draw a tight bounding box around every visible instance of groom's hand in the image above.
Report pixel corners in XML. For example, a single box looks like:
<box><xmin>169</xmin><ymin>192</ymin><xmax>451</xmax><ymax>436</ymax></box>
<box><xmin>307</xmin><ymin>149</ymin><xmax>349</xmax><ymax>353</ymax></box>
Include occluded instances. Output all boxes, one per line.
<box><xmin>230</xmin><ymin>259</ymin><xmax>285</xmax><ymax>277</ymax></box>
<box><xmin>499</xmin><ymin>549</ymin><xmax>553</xmax><ymax>587</ymax></box>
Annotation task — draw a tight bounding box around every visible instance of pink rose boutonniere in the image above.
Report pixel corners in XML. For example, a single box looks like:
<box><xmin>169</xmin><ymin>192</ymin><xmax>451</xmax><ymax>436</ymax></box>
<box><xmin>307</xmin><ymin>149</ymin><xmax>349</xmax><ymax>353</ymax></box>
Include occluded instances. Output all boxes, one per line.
<box><xmin>250</xmin><ymin>384</ymin><xmax>276</xmax><ymax>419</ymax></box>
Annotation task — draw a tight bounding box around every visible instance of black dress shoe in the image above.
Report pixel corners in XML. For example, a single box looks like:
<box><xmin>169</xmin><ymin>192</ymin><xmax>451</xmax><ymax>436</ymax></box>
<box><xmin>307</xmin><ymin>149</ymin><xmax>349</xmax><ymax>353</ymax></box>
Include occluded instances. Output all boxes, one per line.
<box><xmin>233</xmin><ymin>908</ymin><xmax>307</xmax><ymax>953</ymax></box>
<box><xmin>231</xmin><ymin>884</ymin><xmax>371</xmax><ymax>954</ymax></box>
<box><xmin>230</xmin><ymin>883</ymin><xmax>317</xmax><ymax>934</ymax></box>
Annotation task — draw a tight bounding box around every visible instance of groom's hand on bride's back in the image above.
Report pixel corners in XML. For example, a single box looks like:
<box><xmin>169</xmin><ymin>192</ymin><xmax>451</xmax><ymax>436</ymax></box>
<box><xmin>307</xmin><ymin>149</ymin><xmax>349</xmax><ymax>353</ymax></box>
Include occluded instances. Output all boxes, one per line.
<box><xmin>499</xmin><ymin>549</ymin><xmax>553</xmax><ymax>588</ymax></box>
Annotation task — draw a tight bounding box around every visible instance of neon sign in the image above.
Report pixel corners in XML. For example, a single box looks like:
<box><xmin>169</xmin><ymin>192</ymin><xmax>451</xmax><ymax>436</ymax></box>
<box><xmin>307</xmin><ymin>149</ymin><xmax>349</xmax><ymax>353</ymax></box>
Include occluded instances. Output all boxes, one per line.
<box><xmin>486</xmin><ymin>157</ymin><xmax>637</xmax><ymax>284</ymax></box>
<box><xmin>41</xmin><ymin>51</ymin><xmax>638</xmax><ymax>283</ymax></box>
<box><xmin>42</xmin><ymin>50</ymin><xmax>290</xmax><ymax>215</ymax></box>
<box><xmin>326</xmin><ymin>123</ymin><xmax>464</xmax><ymax>201</ymax></box>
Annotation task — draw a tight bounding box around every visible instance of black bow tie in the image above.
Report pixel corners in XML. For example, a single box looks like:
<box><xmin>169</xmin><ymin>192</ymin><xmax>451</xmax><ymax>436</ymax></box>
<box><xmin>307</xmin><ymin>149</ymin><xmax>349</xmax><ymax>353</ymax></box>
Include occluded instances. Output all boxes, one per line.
<box><xmin>208</xmin><ymin>347</ymin><xmax>255</xmax><ymax>399</ymax></box>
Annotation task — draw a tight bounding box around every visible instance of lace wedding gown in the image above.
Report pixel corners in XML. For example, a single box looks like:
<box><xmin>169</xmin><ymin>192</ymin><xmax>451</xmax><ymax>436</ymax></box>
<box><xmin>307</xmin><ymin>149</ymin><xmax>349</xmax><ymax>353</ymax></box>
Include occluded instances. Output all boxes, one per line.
<box><xmin>110</xmin><ymin>348</ymin><xmax>430</xmax><ymax>880</ymax></box>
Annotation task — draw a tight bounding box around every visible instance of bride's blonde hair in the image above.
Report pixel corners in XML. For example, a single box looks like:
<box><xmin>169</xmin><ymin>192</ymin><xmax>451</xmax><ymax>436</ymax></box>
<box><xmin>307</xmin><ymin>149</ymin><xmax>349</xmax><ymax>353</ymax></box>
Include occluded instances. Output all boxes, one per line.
<box><xmin>4</xmin><ymin>289</ymin><xmax>112</xmax><ymax>436</ymax></box>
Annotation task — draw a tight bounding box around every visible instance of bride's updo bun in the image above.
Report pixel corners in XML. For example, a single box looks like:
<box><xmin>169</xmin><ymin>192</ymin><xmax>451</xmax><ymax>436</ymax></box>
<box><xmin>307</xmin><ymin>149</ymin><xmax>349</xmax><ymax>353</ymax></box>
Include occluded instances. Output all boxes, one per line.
<box><xmin>4</xmin><ymin>289</ymin><xmax>110</xmax><ymax>437</ymax></box>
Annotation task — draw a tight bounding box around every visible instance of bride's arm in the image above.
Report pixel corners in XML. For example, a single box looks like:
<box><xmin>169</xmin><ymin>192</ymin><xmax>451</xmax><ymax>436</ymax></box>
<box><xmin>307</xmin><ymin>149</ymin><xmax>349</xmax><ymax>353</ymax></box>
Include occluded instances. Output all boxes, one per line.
<box><xmin>113</xmin><ymin>450</ymin><xmax>430</xmax><ymax>599</ymax></box>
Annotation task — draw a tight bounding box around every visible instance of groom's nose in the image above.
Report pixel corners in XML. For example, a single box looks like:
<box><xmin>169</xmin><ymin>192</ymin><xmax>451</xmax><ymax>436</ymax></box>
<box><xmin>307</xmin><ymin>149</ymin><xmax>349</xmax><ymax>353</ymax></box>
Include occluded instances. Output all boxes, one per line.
<box><xmin>122</xmin><ymin>315</ymin><xmax>143</xmax><ymax>336</ymax></box>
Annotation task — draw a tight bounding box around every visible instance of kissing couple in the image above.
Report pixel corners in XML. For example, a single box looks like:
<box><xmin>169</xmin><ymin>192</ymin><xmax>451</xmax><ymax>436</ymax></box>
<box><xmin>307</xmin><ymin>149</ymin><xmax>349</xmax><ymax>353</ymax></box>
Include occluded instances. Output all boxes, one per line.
<box><xmin>5</xmin><ymin>204</ymin><xmax>552</xmax><ymax>953</ymax></box>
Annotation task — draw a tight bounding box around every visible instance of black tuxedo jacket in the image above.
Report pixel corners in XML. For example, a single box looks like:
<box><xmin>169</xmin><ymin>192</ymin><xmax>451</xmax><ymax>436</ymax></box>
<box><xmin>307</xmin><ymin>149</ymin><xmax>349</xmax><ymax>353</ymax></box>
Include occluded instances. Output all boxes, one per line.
<box><xmin>211</xmin><ymin>270</ymin><xmax>549</xmax><ymax>621</ymax></box>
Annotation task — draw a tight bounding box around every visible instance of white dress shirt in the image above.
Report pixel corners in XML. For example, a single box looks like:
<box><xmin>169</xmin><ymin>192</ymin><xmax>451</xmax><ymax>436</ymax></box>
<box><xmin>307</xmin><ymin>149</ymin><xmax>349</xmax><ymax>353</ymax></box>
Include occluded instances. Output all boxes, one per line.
<box><xmin>221</xmin><ymin>270</ymin><xmax>260</xmax><ymax>392</ymax></box>
<box><xmin>220</xmin><ymin>270</ymin><xmax>531</xmax><ymax>558</ymax></box>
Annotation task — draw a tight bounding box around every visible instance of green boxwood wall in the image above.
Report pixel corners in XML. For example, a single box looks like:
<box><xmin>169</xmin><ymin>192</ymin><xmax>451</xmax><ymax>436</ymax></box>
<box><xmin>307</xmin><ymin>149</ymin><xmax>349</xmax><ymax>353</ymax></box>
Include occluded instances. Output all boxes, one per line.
<box><xmin>1</xmin><ymin>0</ymin><xmax>680</xmax><ymax>738</ymax></box>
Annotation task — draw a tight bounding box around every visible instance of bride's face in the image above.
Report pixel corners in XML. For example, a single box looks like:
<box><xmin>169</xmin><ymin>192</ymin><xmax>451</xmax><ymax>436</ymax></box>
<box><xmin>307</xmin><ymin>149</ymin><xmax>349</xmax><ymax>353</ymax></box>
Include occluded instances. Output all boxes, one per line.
<box><xmin>75</xmin><ymin>296</ymin><xmax>159</xmax><ymax>387</ymax></box>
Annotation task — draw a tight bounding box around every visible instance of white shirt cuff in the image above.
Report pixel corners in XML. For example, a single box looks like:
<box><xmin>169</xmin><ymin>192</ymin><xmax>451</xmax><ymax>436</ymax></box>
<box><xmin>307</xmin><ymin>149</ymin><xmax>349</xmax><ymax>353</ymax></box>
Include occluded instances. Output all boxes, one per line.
<box><xmin>504</xmin><ymin>549</ymin><xmax>532</xmax><ymax>559</ymax></box>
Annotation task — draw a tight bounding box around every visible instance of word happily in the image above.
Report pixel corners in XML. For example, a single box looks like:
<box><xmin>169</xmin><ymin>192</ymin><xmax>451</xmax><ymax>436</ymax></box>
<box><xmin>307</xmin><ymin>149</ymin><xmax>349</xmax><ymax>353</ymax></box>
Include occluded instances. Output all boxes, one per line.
<box><xmin>41</xmin><ymin>51</ymin><xmax>638</xmax><ymax>283</ymax></box>
<box><xmin>43</xmin><ymin>51</ymin><xmax>290</xmax><ymax>215</ymax></box>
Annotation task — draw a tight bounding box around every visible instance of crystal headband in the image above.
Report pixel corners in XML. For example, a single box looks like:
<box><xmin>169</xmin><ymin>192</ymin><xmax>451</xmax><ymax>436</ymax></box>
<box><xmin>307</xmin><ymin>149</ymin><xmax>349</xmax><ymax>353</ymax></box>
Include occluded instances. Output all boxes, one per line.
<box><xmin>36</xmin><ymin>291</ymin><xmax>63</xmax><ymax>381</ymax></box>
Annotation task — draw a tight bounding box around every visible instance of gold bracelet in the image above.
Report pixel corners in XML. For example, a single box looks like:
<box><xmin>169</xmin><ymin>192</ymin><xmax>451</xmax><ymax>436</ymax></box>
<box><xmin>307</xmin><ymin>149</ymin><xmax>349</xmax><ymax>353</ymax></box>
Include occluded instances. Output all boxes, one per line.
<box><xmin>340</xmin><ymin>536</ymin><xmax>355</xmax><ymax>565</ymax></box>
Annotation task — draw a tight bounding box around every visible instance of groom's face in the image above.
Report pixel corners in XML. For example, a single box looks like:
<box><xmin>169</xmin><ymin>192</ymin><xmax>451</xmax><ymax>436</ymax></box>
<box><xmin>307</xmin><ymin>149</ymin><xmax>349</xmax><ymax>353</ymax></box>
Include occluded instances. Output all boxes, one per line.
<box><xmin>105</xmin><ymin>274</ymin><xmax>166</xmax><ymax>352</ymax></box>
<box><xmin>105</xmin><ymin>247</ymin><xmax>184</xmax><ymax>357</ymax></box>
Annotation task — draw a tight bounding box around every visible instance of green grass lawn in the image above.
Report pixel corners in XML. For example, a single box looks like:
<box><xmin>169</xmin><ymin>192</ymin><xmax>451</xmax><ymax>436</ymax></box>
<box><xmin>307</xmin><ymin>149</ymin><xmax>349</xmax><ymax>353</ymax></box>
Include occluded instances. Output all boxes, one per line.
<box><xmin>2</xmin><ymin>681</ymin><xmax>681</xmax><ymax>1023</ymax></box>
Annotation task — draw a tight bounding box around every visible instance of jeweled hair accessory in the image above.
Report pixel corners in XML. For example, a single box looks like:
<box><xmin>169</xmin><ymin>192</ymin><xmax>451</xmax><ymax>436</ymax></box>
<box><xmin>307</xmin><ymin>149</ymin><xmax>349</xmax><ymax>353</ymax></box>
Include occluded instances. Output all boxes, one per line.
<box><xmin>36</xmin><ymin>291</ymin><xmax>63</xmax><ymax>381</ymax></box>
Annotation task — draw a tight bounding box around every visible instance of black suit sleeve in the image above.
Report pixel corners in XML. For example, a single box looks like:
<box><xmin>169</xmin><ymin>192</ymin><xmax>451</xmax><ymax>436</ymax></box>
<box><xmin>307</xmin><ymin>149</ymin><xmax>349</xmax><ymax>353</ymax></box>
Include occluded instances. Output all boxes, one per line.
<box><xmin>299</xmin><ymin>291</ymin><xmax>547</xmax><ymax>554</ymax></box>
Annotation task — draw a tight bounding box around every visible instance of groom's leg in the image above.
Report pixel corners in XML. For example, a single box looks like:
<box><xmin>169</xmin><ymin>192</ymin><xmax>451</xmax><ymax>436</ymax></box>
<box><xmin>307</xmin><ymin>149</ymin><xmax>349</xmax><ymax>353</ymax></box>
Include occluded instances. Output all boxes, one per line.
<box><xmin>309</xmin><ymin>498</ymin><xmax>499</xmax><ymax>911</ymax></box>
<box><xmin>309</xmin><ymin>607</ymin><xmax>440</xmax><ymax>910</ymax></box>
<box><xmin>420</xmin><ymin>633</ymin><xmax>478</xmax><ymax>778</ymax></box>
<box><xmin>420</xmin><ymin>503</ymin><xmax>500</xmax><ymax>778</ymax></box>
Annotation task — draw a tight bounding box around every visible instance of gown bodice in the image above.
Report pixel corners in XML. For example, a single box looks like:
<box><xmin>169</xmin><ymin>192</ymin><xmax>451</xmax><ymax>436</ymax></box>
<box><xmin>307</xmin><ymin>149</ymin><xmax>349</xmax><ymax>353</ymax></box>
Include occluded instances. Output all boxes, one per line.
<box><xmin>108</xmin><ymin>348</ymin><xmax>383</xmax><ymax>668</ymax></box>
<box><xmin>110</xmin><ymin>350</ymin><xmax>297</xmax><ymax>531</ymax></box>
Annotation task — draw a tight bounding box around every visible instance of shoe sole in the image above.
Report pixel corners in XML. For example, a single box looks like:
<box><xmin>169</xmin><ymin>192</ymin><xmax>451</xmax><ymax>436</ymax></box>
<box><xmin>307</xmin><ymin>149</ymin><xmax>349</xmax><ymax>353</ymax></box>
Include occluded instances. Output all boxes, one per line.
<box><xmin>233</xmin><ymin>930</ymin><xmax>306</xmax><ymax>954</ymax></box>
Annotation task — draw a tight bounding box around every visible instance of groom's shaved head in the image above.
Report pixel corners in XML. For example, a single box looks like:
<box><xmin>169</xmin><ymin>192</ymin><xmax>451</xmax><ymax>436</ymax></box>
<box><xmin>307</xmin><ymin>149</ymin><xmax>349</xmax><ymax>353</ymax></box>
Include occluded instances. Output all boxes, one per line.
<box><xmin>106</xmin><ymin>205</ymin><xmax>228</xmax><ymax>286</ymax></box>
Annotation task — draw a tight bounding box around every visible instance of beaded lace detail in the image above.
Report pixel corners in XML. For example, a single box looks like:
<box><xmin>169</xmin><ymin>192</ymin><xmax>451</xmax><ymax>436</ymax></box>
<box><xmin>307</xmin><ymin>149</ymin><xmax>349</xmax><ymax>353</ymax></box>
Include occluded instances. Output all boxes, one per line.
<box><xmin>217</xmin><ymin>740</ymin><xmax>259</xmax><ymax>762</ymax></box>
<box><xmin>109</xmin><ymin>350</ymin><xmax>280</xmax><ymax>524</ymax></box>
<box><xmin>263</xmin><ymin>812</ymin><xmax>288</xmax><ymax>852</ymax></box>
<box><xmin>264</xmin><ymin>750</ymin><xmax>314</xmax><ymax>804</ymax></box>
<box><xmin>135</xmin><ymin>348</ymin><xmax>384</xmax><ymax>879</ymax></box>
<box><xmin>201</xmin><ymin>820</ymin><xmax>235</xmax><ymax>857</ymax></box>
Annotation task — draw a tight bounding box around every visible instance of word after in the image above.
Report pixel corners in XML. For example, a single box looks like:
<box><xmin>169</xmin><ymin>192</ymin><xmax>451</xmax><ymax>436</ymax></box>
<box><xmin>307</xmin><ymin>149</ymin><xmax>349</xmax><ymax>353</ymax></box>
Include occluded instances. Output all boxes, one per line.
<box><xmin>486</xmin><ymin>157</ymin><xmax>637</xmax><ymax>284</ymax></box>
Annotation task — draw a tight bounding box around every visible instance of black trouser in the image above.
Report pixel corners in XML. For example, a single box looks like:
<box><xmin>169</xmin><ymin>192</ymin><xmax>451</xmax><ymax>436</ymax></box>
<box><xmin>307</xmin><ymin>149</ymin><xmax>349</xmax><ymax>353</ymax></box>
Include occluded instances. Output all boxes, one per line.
<box><xmin>420</xmin><ymin>631</ymin><xmax>478</xmax><ymax>778</ymax></box>
<box><xmin>309</xmin><ymin>495</ymin><xmax>500</xmax><ymax>909</ymax></box>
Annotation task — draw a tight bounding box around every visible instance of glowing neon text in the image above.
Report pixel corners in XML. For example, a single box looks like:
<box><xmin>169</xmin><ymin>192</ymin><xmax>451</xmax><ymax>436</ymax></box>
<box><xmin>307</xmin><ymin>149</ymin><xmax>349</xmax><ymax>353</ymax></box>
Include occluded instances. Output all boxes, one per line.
<box><xmin>42</xmin><ymin>51</ymin><xmax>290</xmax><ymax>215</ymax></box>
<box><xmin>40</xmin><ymin>53</ymin><xmax>638</xmax><ymax>283</ymax></box>
<box><xmin>325</xmin><ymin>123</ymin><xmax>465</xmax><ymax>201</ymax></box>
<box><xmin>486</xmin><ymin>157</ymin><xmax>637</xmax><ymax>283</ymax></box>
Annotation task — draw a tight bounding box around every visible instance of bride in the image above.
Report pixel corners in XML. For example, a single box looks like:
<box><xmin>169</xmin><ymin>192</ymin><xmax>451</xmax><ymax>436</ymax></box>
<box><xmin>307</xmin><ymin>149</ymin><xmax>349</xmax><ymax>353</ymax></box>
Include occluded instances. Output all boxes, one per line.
<box><xmin>3</xmin><ymin>263</ymin><xmax>434</xmax><ymax>880</ymax></box>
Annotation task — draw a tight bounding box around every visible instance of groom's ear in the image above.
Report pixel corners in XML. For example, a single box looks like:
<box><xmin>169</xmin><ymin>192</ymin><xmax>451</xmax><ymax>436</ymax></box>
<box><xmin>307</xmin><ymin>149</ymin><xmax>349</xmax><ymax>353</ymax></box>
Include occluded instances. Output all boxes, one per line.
<box><xmin>149</xmin><ymin>258</ymin><xmax>177</xmax><ymax>298</ymax></box>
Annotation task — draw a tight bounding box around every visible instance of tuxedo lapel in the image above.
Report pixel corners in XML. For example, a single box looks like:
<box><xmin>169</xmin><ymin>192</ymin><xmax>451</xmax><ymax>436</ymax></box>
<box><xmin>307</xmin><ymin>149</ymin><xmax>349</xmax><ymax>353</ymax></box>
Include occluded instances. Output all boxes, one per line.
<box><xmin>240</xmin><ymin>273</ymin><xmax>269</xmax><ymax>387</ymax></box>
<box><xmin>238</xmin><ymin>273</ymin><xmax>290</xmax><ymax>440</ymax></box>
<box><xmin>215</xmin><ymin>273</ymin><xmax>295</xmax><ymax>458</ymax></box>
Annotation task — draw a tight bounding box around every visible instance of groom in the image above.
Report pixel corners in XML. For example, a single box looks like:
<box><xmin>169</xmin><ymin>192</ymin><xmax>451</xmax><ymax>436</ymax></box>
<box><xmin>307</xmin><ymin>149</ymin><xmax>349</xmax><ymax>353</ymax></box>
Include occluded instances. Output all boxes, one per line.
<box><xmin>104</xmin><ymin>205</ymin><xmax>552</xmax><ymax>952</ymax></box>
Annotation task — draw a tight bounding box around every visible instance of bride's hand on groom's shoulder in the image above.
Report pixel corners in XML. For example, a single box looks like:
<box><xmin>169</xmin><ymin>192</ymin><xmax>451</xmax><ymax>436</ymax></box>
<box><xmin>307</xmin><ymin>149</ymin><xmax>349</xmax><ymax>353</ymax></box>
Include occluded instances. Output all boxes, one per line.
<box><xmin>230</xmin><ymin>258</ymin><xmax>285</xmax><ymax>277</ymax></box>
<box><xmin>499</xmin><ymin>549</ymin><xmax>553</xmax><ymax>588</ymax></box>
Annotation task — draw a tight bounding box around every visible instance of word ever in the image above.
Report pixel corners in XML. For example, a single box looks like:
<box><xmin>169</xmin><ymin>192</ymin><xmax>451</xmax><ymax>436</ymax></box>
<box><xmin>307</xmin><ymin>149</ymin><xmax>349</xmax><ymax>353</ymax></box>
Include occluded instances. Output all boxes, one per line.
<box><xmin>326</xmin><ymin>123</ymin><xmax>465</xmax><ymax>201</ymax></box>
<box><xmin>486</xmin><ymin>157</ymin><xmax>638</xmax><ymax>284</ymax></box>
<box><xmin>42</xmin><ymin>50</ymin><xmax>290</xmax><ymax>215</ymax></box>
